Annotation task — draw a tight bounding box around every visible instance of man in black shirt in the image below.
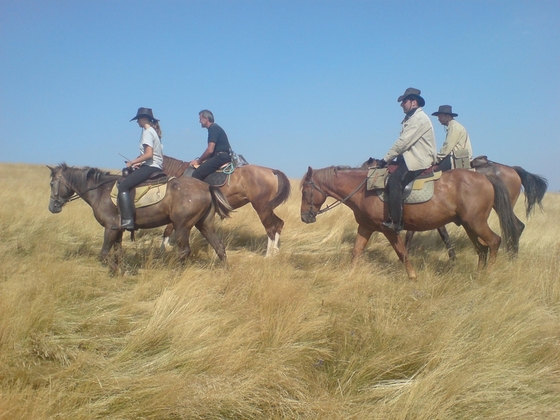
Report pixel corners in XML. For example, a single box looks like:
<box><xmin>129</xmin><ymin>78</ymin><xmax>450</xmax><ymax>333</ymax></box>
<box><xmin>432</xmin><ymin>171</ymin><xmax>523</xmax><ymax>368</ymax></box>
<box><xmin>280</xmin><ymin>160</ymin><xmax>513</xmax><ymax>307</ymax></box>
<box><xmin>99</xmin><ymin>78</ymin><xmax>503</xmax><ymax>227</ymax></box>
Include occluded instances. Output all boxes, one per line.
<box><xmin>189</xmin><ymin>110</ymin><xmax>232</xmax><ymax>180</ymax></box>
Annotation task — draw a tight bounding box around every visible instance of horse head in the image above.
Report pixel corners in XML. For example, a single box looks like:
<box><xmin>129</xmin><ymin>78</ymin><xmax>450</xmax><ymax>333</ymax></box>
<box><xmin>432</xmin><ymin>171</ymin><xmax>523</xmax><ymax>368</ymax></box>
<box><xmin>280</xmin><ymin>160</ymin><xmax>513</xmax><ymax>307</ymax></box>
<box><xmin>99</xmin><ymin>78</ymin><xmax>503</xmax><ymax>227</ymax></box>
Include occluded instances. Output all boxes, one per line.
<box><xmin>48</xmin><ymin>164</ymin><xmax>76</xmax><ymax>213</ymax></box>
<box><xmin>361</xmin><ymin>157</ymin><xmax>384</xmax><ymax>169</ymax></box>
<box><xmin>300</xmin><ymin>166</ymin><xmax>328</xmax><ymax>224</ymax></box>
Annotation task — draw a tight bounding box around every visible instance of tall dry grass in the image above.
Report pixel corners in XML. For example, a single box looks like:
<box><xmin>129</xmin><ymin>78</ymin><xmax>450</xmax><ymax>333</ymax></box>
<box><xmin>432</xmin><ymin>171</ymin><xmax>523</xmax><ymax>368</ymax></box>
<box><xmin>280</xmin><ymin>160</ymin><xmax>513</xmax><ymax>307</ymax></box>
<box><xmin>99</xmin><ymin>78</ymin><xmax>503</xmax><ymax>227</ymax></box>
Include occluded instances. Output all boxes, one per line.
<box><xmin>1</xmin><ymin>163</ymin><xmax>559</xmax><ymax>419</ymax></box>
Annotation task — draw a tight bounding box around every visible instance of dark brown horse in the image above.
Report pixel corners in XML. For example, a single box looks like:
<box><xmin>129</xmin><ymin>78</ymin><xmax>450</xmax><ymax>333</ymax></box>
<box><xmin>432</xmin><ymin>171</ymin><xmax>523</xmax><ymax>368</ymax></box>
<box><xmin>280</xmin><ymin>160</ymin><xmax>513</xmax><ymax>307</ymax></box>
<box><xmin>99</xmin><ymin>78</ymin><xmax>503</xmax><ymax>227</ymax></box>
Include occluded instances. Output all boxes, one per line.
<box><xmin>300</xmin><ymin>166</ymin><xmax>520</xmax><ymax>280</ymax></box>
<box><xmin>48</xmin><ymin>164</ymin><xmax>233</xmax><ymax>272</ymax></box>
<box><xmin>162</xmin><ymin>155</ymin><xmax>291</xmax><ymax>256</ymax></box>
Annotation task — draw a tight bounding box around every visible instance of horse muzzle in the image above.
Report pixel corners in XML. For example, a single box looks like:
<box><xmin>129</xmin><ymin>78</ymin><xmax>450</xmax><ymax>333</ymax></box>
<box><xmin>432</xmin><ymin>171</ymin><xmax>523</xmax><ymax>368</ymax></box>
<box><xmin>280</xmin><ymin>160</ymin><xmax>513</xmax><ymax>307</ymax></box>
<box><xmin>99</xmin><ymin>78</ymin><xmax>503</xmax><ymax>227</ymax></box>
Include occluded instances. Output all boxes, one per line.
<box><xmin>49</xmin><ymin>199</ymin><xmax>64</xmax><ymax>213</ymax></box>
<box><xmin>301</xmin><ymin>212</ymin><xmax>316</xmax><ymax>224</ymax></box>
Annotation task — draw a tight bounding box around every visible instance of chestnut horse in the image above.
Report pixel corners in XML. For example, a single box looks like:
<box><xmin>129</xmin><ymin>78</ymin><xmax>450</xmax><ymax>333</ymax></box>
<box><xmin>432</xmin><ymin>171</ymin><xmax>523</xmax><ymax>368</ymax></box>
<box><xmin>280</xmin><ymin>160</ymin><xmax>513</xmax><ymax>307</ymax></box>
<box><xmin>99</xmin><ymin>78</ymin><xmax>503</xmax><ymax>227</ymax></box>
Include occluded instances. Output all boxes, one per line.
<box><xmin>410</xmin><ymin>160</ymin><xmax>546</xmax><ymax>258</ymax></box>
<box><xmin>161</xmin><ymin>155</ymin><xmax>291</xmax><ymax>256</ymax></box>
<box><xmin>48</xmin><ymin>164</ymin><xmax>233</xmax><ymax>272</ymax></box>
<box><xmin>300</xmin><ymin>166</ymin><xmax>519</xmax><ymax>280</ymax></box>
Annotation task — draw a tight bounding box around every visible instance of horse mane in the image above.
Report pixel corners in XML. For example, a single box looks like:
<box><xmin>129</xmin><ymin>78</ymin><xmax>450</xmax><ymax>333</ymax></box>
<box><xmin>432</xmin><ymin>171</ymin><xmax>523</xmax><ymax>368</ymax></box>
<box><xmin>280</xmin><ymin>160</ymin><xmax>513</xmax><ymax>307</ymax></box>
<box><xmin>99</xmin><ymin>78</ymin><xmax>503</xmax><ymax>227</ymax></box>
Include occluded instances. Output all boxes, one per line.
<box><xmin>162</xmin><ymin>155</ymin><xmax>189</xmax><ymax>177</ymax></box>
<box><xmin>55</xmin><ymin>163</ymin><xmax>118</xmax><ymax>191</ymax></box>
<box><xmin>300</xmin><ymin>165</ymin><xmax>364</xmax><ymax>189</ymax></box>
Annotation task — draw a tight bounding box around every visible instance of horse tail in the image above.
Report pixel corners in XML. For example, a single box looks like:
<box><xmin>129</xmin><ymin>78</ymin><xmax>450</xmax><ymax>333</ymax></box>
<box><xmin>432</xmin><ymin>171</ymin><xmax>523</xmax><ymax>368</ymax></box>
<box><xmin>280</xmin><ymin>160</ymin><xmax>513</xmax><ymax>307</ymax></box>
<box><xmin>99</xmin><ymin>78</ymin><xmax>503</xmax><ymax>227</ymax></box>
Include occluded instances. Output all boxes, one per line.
<box><xmin>209</xmin><ymin>185</ymin><xmax>234</xmax><ymax>220</ymax></box>
<box><xmin>512</xmin><ymin>166</ymin><xmax>548</xmax><ymax>218</ymax></box>
<box><xmin>266</xmin><ymin>169</ymin><xmax>291</xmax><ymax>210</ymax></box>
<box><xmin>486</xmin><ymin>173</ymin><xmax>520</xmax><ymax>255</ymax></box>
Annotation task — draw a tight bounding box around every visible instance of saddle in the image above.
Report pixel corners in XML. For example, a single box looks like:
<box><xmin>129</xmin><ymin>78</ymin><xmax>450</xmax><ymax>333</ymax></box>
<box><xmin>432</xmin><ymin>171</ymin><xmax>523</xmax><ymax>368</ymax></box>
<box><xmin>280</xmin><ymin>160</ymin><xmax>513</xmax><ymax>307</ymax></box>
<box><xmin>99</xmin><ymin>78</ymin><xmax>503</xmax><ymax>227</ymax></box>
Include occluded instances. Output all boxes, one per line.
<box><xmin>470</xmin><ymin>155</ymin><xmax>491</xmax><ymax>169</ymax></box>
<box><xmin>184</xmin><ymin>162</ymin><xmax>235</xmax><ymax>187</ymax></box>
<box><xmin>111</xmin><ymin>172</ymin><xmax>175</xmax><ymax>209</ymax></box>
<box><xmin>367</xmin><ymin>163</ymin><xmax>442</xmax><ymax>204</ymax></box>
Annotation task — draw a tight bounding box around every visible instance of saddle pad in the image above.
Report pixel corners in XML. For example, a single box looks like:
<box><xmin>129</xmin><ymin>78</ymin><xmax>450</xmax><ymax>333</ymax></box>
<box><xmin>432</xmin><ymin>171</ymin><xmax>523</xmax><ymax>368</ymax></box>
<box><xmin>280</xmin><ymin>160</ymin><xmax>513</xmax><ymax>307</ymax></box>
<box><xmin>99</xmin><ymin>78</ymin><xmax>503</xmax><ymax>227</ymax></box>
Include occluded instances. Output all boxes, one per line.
<box><xmin>374</xmin><ymin>180</ymin><xmax>435</xmax><ymax>204</ymax></box>
<box><xmin>411</xmin><ymin>170</ymin><xmax>442</xmax><ymax>190</ymax></box>
<box><xmin>111</xmin><ymin>183</ymin><xmax>169</xmax><ymax>208</ymax></box>
<box><xmin>374</xmin><ymin>171</ymin><xmax>442</xmax><ymax>204</ymax></box>
<box><xmin>367</xmin><ymin>168</ymin><xmax>441</xmax><ymax>191</ymax></box>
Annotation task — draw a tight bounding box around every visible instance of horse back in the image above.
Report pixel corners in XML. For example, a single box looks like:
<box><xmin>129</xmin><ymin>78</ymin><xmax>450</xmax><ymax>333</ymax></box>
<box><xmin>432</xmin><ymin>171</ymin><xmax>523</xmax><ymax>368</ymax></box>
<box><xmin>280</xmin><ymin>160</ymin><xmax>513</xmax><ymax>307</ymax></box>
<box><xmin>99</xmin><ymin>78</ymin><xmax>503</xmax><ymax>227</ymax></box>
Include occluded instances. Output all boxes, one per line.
<box><xmin>474</xmin><ymin>162</ymin><xmax>522</xmax><ymax>206</ymax></box>
<box><xmin>221</xmin><ymin>164</ymin><xmax>291</xmax><ymax>209</ymax></box>
<box><xmin>436</xmin><ymin>169</ymin><xmax>495</xmax><ymax>209</ymax></box>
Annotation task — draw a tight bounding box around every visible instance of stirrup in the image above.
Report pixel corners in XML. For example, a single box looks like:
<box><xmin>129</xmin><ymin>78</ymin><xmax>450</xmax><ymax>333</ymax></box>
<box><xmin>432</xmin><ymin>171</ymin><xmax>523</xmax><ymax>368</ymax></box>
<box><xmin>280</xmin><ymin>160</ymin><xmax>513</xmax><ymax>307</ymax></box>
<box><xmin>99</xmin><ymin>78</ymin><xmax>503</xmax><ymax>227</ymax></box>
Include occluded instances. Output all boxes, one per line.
<box><xmin>382</xmin><ymin>220</ymin><xmax>403</xmax><ymax>233</ymax></box>
<box><xmin>111</xmin><ymin>219</ymin><xmax>135</xmax><ymax>231</ymax></box>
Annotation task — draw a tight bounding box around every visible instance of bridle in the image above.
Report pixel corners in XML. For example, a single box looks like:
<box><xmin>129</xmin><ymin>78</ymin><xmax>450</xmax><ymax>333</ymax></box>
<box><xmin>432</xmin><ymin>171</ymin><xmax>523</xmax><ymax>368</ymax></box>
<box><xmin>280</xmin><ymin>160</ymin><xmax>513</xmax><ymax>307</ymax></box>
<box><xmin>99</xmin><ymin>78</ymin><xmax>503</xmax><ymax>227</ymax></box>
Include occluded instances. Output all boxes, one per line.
<box><xmin>50</xmin><ymin>172</ymin><xmax>116</xmax><ymax>207</ymax></box>
<box><xmin>303</xmin><ymin>173</ymin><xmax>367</xmax><ymax>218</ymax></box>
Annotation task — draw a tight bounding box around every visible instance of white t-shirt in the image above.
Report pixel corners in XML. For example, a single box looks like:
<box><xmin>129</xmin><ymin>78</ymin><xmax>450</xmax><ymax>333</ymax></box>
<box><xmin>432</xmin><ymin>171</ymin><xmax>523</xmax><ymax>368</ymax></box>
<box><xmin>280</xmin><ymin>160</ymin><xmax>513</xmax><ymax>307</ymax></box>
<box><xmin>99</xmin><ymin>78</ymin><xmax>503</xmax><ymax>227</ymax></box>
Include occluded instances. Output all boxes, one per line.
<box><xmin>140</xmin><ymin>126</ymin><xmax>163</xmax><ymax>169</ymax></box>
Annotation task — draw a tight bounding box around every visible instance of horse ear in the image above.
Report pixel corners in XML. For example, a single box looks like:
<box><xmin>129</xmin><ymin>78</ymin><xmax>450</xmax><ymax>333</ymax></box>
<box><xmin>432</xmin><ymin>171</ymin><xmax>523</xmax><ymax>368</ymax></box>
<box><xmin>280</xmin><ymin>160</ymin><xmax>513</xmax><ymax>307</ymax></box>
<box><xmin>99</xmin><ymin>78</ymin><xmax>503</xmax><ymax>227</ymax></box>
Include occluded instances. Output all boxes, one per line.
<box><xmin>46</xmin><ymin>165</ymin><xmax>55</xmax><ymax>175</ymax></box>
<box><xmin>86</xmin><ymin>167</ymin><xmax>96</xmax><ymax>179</ymax></box>
<box><xmin>307</xmin><ymin>166</ymin><xmax>313</xmax><ymax>177</ymax></box>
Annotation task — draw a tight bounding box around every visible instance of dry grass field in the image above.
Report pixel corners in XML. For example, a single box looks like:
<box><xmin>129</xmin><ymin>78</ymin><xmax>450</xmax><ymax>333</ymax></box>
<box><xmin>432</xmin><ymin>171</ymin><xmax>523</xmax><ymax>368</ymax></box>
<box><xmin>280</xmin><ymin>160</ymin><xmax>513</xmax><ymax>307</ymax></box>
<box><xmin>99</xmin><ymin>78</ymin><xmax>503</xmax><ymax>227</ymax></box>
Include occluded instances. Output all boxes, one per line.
<box><xmin>1</xmin><ymin>163</ymin><xmax>559</xmax><ymax>419</ymax></box>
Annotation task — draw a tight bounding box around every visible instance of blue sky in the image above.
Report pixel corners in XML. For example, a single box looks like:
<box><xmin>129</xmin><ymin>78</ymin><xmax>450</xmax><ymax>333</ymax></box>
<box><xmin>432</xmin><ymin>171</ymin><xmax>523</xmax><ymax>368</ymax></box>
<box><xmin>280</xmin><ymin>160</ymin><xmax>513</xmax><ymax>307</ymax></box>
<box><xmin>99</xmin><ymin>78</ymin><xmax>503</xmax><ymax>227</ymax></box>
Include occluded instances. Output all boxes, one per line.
<box><xmin>2</xmin><ymin>0</ymin><xmax>559</xmax><ymax>190</ymax></box>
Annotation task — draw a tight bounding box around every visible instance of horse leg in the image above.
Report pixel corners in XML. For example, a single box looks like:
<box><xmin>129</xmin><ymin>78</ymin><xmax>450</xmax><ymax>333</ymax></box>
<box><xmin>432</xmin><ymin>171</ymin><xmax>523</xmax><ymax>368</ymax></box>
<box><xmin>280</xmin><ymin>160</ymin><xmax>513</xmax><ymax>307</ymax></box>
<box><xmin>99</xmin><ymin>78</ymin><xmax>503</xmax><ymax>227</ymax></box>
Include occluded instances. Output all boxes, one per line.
<box><xmin>404</xmin><ymin>230</ymin><xmax>415</xmax><ymax>250</ymax></box>
<box><xmin>510</xmin><ymin>216</ymin><xmax>525</xmax><ymax>256</ymax></box>
<box><xmin>266</xmin><ymin>232</ymin><xmax>281</xmax><ymax>257</ymax></box>
<box><xmin>161</xmin><ymin>222</ymin><xmax>174</xmax><ymax>251</ymax></box>
<box><xmin>101</xmin><ymin>228</ymin><xmax>122</xmax><ymax>274</ymax></box>
<box><xmin>462</xmin><ymin>223</ymin><xmax>500</xmax><ymax>270</ymax></box>
<box><xmin>174</xmin><ymin>225</ymin><xmax>192</xmax><ymax>263</ymax></box>
<box><xmin>352</xmin><ymin>224</ymin><xmax>373</xmax><ymax>262</ymax></box>
<box><xmin>254</xmin><ymin>205</ymin><xmax>284</xmax><ymax>257</ymax></box>
<box><xmin>383</xmin><ymin>231</ymin><xmax>417</xmax><ymax>280</ymax></box>
<box><xmin>195</xmin><ymin>217</ymin><xmax>228</xmax><ymax>268</ymax></box>
<box><xmin>437</xmin><ymin>225</ymin><xmax>456</xmax><ymax>261</ymax></box>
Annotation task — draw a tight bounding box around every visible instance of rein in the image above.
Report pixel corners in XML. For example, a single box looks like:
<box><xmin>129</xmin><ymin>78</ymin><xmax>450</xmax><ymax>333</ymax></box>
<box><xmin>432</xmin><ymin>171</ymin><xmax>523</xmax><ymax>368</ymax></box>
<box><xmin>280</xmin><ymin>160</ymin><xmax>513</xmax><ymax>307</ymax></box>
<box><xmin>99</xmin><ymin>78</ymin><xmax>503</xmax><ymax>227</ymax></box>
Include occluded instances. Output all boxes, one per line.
<box><xmin>53</xmin><ymin>173</ymin><xmax>117</xmax><ymax>205</ymax></box>
<box><xmin>304</xmin><ymin>174</ymin><xmax>367</xmax><ymax>217</ymax></box>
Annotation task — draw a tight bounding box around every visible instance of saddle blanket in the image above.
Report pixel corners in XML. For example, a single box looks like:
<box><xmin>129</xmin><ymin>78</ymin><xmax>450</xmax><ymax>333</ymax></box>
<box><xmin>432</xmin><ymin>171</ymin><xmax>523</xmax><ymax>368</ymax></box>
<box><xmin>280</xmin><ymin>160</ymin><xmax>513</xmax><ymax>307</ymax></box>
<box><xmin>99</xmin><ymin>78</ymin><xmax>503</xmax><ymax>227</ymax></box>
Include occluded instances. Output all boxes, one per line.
<box><xmin>367</xmin><ymin>168</ymin><xmax>442</xmax><ymax>204</ymax></box>
<box><xmin>110</xmin><ymin>180</ymin><xmax>171</xmax><ymax>208</ymax></box>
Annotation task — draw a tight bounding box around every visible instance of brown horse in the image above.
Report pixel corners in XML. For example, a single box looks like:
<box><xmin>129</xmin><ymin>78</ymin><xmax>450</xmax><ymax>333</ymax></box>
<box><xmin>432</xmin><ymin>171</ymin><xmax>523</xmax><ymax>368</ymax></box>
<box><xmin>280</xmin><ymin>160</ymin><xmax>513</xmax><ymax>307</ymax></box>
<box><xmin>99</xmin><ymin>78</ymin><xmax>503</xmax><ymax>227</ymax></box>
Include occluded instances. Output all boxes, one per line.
<box><xmin>406</xmin><ymin>160</ymin><xmax>547</xmax><ymax>258</ymax></box>
<box><xmin>300</xmin><ymin>166</ymin><xmax>520</xmax><ymax>280</ymax></box>
<box><xmin>48</xmin><ymin>164</ymin><xmax>233</xmax><ymax>272</ymax></box>
<box><xmin>162</xmin><ymin>155</ymin><xmax>291</xmax><ymax>256</ymax></box>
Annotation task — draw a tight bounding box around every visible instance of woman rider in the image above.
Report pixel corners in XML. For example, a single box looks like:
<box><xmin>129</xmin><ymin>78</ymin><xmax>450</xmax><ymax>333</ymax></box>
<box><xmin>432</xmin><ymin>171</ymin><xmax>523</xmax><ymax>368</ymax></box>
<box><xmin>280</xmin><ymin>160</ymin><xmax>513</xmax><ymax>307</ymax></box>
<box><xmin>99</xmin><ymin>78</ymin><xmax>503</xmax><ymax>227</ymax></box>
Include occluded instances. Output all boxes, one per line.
<box><xmin>115</xmin><ymin>107</ymin><xmax>163</xmax><ymax>231</ymax></box>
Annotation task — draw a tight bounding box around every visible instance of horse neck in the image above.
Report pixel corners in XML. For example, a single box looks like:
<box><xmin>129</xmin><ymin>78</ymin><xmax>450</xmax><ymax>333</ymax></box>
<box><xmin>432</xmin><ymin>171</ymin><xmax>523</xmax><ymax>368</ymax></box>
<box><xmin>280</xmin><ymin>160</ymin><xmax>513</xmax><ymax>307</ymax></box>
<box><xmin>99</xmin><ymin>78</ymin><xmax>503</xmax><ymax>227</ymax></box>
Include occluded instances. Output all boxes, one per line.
<box><xmin>314</xmin><ymin>169</ymin><xmax>365</xmax><ymax>202</ymax></box>
<box><xmin>163</xmin><ymin>156</ymin><xmax>189</xmax><ymax>177</ymax></box>
<box><xmin>64</xmin><ymin>170</ymin><xmax>113</xmax><ymax>209</ymax></box>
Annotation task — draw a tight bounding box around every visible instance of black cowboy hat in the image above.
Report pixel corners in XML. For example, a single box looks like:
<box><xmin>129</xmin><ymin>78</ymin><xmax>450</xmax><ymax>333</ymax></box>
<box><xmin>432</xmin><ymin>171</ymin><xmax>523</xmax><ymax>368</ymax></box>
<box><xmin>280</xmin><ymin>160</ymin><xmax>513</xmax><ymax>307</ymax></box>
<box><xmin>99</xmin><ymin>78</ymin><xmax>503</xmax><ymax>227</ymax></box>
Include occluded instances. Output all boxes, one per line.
<box><xmin>130</xmin><ymin>107</ymin><xmax>159</xmax><ymax>122</ymax></box>
<box><xmin>431</xmin><ymin>105</ymin><xmax>458</xmax><ymax>117</ymax></box>
<box><xmin>397</xmin><ymin>87</ymin><xmax>425</xmax><ymax>107</ymax></box>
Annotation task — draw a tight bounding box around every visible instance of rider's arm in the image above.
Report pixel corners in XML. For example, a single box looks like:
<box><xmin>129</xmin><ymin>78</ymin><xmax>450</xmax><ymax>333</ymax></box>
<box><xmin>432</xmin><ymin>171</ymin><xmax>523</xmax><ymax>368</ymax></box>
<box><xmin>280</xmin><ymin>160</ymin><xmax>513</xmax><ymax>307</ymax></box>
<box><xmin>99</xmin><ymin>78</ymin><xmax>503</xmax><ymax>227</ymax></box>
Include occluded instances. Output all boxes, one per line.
<box><xmin>190</xmin><ymin>142</ymin><xmax>216</xmax><ymax>166</ymax></box>
<box><xmin>437</xmin><ymin>124</ymin><xmax>460</xmax><ymax>162</ymax></box>
<box><xmin>128</xmin><ymin>145</ymin><xmax>153</xmax><ymax>169</ymax></box>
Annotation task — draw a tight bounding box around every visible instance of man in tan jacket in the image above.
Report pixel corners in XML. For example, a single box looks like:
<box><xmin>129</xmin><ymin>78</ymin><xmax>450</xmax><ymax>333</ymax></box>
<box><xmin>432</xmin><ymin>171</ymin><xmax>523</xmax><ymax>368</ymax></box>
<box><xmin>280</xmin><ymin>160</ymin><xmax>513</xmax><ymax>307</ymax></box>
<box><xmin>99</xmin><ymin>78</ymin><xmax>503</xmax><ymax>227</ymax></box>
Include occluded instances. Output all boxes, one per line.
<box><xmin>378</xmin><ymin>87</ymin><xmax>437</xmax><ymax>233</ymax></box>
<box><xmin>432</xmin><ymin>105</ymin><xmax>473</xmax><ymax>171</ymax></box>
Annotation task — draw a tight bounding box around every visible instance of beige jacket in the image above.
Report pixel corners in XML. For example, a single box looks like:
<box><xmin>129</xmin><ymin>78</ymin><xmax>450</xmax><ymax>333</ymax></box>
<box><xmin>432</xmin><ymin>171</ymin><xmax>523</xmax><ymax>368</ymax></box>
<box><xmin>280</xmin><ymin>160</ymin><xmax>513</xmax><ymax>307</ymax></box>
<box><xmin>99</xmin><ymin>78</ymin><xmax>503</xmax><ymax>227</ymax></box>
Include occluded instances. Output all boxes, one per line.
<box><xmin>383</xmin><ymin>107</ymin><xmax>437</xmax><ymax>171</ymax></box>
<box><xmin>436</xmin><ymin>119</ymin><xmax>473</xmax><ymax>163</ymax></box>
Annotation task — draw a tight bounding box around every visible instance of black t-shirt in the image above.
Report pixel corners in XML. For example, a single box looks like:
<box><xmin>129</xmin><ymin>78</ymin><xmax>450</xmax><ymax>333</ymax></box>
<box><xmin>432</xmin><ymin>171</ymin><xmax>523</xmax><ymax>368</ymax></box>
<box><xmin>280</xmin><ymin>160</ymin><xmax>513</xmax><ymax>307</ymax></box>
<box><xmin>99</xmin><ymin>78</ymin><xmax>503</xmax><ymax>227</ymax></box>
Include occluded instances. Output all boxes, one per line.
<box><xmin>207</xmin><ymin>123</ymin><xmax>231</xmax><ymax>154</ymax></box>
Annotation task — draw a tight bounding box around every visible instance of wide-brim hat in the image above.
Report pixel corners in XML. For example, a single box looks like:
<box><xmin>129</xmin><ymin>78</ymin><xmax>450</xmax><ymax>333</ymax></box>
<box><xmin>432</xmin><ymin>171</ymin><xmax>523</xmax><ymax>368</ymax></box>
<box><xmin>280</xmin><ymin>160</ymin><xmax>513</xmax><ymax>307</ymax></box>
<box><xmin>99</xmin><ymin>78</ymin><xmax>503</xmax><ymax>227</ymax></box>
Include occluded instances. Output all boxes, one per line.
<box><xmin>432</xmin><ymin>105</ymin><xmax>458</xmax><ymax>117</ymax></box>
<box><xmin>397</xmin><ymin>87</ymin><xmax>425</xmax><ymax>107</ymax></box>
<box><xmin>130</xmin><ymin>107</ymin><xmax>159</xmax><ymax>122</ymax></box>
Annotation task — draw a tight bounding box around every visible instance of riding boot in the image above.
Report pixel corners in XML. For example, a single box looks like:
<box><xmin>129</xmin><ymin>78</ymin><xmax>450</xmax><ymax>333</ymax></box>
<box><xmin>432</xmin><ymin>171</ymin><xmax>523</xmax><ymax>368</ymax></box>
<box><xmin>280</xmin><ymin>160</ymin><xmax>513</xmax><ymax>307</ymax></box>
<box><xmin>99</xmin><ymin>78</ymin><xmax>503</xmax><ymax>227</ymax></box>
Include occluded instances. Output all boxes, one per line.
<box><xmin>381</xmin><ymin>202</ymin><xmax>403</xmax><ymax>233</ymax></box>
<box><xmin>117</xmin><ymin>191</ymin><xmax>135</xmax><ymax>231</ymax></box>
